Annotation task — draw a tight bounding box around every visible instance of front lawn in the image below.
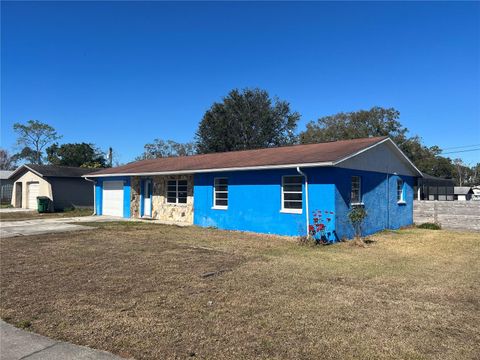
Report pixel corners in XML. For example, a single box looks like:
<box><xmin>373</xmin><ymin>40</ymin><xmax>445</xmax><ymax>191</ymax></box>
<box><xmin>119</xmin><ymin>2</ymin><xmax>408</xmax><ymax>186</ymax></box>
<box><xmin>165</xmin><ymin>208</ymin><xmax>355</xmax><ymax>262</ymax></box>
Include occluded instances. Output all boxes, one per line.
<box><xmin>0</xmin><ymin>207</ymin><xmax>93</xmax><ymax>221</ymax></box>
<box><xmin>1</xmin><ymin>223</ymin><xmax>479</xmax><ymax>359</ymax></box>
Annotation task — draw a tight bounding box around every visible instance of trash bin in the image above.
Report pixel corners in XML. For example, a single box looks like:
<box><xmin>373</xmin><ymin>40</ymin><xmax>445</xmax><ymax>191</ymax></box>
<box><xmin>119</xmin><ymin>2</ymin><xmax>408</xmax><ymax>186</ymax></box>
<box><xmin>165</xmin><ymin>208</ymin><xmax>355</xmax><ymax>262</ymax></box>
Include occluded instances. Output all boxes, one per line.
<box><xmin>37</xmin><ymin>196</ymin><xmax>50</xmax><ymax>213</ymax></box>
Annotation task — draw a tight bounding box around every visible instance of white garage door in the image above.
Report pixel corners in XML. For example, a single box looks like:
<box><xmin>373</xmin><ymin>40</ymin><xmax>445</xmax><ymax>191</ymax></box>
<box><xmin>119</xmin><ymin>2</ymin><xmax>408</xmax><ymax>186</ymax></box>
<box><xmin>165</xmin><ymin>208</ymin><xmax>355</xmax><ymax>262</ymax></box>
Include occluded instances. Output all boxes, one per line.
<box><xmin>102</xmin><ymin>181</ymin><xmax>124</xmax><ymax>217</ymax></box>
<box><xmin>27</xmin><ymin>182</ymin><xmax>40</xmax><ymax>209</ymax></box>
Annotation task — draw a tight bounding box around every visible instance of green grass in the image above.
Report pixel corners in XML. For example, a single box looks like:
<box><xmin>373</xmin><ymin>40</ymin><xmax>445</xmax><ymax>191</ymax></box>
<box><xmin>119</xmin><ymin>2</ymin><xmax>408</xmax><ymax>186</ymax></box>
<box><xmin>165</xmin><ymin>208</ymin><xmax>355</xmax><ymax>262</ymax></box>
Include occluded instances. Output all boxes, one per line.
<box><xmin>417</xmin><ymin>222</ymin><xmax>442</xmax><ymax>230</ymax></box>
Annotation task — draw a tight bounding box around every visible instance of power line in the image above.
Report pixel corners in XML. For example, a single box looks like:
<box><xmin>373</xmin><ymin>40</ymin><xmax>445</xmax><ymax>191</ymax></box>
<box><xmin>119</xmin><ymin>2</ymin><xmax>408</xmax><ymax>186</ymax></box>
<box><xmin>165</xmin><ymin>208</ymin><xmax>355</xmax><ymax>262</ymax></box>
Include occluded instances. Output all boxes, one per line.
<box><xmin>441</xmin><ymin>148</ymin><xmax>480</xmax><ymax>155</ymax></box>
<box><xmin>442</xmin><ymin>144</ymin><xmax>480</xmax><ymax>150</ymax></box>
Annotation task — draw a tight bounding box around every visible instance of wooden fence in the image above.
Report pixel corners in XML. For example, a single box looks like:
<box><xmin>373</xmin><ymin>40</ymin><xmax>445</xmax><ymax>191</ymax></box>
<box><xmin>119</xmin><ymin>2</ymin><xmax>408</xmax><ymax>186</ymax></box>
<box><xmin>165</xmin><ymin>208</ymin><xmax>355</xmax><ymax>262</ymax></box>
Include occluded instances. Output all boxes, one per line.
<box><xmin>413</xmin><ymin>200</ymin><xmax>480</xmax><ymax>231</ymax></box>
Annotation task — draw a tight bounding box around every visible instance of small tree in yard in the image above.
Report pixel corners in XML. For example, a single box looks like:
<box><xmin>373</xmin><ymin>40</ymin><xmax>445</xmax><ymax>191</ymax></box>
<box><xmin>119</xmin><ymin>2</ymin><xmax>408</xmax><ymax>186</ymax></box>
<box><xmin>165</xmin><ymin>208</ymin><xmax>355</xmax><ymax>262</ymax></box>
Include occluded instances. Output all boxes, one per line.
<box><xmin>348</xmin><ymin>206</ymin><xmax>367</xmax><ymax>243</ymax></box>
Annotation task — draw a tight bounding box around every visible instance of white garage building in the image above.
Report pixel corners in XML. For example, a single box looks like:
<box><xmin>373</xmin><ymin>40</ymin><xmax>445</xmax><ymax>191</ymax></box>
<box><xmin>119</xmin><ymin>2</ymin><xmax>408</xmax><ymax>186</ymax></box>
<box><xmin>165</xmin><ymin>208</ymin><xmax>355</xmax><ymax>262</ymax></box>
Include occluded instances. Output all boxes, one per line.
<box><xmin>9</xmin><ymin>164</ymin><xmax>97</xmax><ymax>210</ymax></box>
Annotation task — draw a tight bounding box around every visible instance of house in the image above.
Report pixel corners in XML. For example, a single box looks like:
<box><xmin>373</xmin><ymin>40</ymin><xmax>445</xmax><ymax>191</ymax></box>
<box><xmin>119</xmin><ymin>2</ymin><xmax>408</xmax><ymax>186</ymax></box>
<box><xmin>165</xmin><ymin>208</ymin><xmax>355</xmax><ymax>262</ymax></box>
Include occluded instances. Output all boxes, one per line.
<box><xmin>9</xmin><ymin>165</ymin><xmax>98</xmax><ymax>210</ymax></box>
<box><xmin>85</xmin><ymin>137</ymin><xmax>421</xmax><ymax>239</ymax></box>
<box><xmin>0</xmin><ymin>170</ymin><xmax>14</xmax><ymax>205</ymax></box>
<box><xmin>86</xmin><ymin>137</ymin><xmax>421</xmax><ymax>240</ymax></box>
<box><xmin>454</xmin><ymin>186</ymin><xmax>474</xmax><ymax>201</ymax></box>
<box><xmin>472</xmin><ymin>186</ymin><xmax>480</xmax><ymax>201</ymax></box>
<box><xmin>415</xmin><ymin>173</ymin><xmax>455</xmax><ymax>201</ymax></box>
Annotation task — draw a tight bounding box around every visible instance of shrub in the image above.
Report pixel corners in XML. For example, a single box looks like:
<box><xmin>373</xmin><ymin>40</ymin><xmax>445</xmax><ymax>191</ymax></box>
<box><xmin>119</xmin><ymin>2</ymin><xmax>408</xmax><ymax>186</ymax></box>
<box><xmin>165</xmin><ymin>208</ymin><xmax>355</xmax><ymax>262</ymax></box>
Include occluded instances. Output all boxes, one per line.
<box><xmin>417</xmin><ymin>222</ymin><xmax>441</xmax><ymax>230</ymax></box>
<box><xmin>348</xmin><ymin>206</ymin><xmax>367</xmax><ymax>239</ymax></box>
<box><xmin>16</xmin><ymin>320</ymin><xmax>32</xmax><ymax>329</ymax></box>
<box><xmin>297</xmin><ymin>235</ymin><xmax>317</xmax><ymax>246</ymax></box>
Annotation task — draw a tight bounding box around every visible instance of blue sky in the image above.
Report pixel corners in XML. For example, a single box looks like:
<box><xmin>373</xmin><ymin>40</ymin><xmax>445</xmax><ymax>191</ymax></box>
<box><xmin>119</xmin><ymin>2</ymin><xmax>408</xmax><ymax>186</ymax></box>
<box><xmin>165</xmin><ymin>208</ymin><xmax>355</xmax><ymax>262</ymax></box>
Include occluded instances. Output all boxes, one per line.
<box><xmin>2</xmin><ymin>1</ymin><xmax>479</xmax><ymax>165</ymax></box>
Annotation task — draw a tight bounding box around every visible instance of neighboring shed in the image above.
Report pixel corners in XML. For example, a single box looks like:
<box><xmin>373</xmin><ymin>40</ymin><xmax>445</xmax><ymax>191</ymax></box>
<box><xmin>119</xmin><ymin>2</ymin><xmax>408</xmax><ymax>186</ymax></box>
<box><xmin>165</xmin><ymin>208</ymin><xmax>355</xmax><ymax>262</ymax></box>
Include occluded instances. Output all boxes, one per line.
<box><xmin>0</xmin><ymin>170</ymin><xmax>14</xmax><ymax>205</ymax></box>
<box><xmin>9</xmin><ymin>165</ymin><xmax>97</xmax><ymax>210</ymax></box>
<box><xmin>86</xmin><ymin>136</ymin><xmax>423</xmax><ymax>240</ymax></box>
<box><xmin>454</xmin><ymin>186</ymin><xmax>474</xmax><ymax>201</ymax></box>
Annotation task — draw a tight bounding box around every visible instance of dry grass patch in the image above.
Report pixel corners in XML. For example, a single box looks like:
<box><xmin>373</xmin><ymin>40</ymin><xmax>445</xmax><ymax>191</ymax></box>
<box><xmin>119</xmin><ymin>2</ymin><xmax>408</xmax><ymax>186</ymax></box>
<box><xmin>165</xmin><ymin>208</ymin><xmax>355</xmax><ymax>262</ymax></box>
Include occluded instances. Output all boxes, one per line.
<box><xmin>1</xmin><ymin>223</ymin><xmax>479</xmax><ymax>359</ymax></box>
<box><xmin>0</xmin><ymin>208</ymin><xmax>93</xmax><ymax>221</ymax></box>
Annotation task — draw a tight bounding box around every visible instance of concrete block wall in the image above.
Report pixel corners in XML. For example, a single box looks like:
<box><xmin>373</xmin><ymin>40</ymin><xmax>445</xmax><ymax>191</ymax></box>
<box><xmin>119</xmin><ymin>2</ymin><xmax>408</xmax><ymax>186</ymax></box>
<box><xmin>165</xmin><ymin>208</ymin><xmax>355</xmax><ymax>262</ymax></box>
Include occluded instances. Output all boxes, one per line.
<box><xmin>414</xmin><ymin>200</ymin><xmax>480</xmax><ymax>231</ymax></box>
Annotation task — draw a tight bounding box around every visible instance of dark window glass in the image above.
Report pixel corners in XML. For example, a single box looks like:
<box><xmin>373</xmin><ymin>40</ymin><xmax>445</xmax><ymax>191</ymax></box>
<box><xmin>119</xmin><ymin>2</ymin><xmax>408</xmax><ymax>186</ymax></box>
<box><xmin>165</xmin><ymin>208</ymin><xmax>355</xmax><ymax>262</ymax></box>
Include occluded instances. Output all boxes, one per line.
<box><xmin>166</xmin><ymin>179</ymin><xmax>188</xmax><ymax>204</ymax></box>
<box><xmin>214</xmin><ymin>178</ymin><xmax>228</xmax><ymax>207</ymax></box>
<box><xmin>282</xmin><ymin>176</ymin><xmax>303</xmax><ymax>210</ymax></box>
<box><xmin>351</xmin><ymin>176</ymin><xmax>361</xmax><ymax>204</ymax></box>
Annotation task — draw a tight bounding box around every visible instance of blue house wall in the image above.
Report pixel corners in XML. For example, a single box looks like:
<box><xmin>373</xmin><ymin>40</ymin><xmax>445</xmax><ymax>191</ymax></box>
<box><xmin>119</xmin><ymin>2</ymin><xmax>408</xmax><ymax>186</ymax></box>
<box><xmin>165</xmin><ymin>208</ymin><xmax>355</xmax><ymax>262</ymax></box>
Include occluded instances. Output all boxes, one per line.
<box><xmin>194</xmin><ymin>167</ymin><xmax>414</xmax><ymax>239</ymax></box>
<box><xmin>94</xmin><ymin>177</ymin><xmax>131</xmax><ymax>218</ymax></box>
<box><xmin>333</xmin><ymin>168</ymin><xmax>415</xmax><ymax>239</ymax></box>
<box><xmin>194</xmin><ymin>168</ymin><xmax>337</xmax><ymax>237</ymax></box>
<box><xmin>93</xmin><ymin>166</ymin><xmax>414</xmax><ymax>239</ymax></box>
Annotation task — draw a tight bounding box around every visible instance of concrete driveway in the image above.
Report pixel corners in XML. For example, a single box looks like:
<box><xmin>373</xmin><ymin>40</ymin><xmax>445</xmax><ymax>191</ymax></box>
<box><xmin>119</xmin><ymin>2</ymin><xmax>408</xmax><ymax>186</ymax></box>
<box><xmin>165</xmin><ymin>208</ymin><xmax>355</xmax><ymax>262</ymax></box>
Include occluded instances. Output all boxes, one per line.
<box><xmin>0</xmin><ymin>216</ymin><xmax>121</xmax><ymax>238</ymax></box>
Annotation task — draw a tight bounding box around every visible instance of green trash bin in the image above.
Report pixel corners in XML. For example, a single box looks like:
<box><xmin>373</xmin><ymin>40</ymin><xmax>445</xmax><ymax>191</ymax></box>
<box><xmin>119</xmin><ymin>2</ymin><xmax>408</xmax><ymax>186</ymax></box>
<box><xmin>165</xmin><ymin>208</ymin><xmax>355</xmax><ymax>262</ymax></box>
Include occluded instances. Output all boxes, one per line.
<box><xmin>37</xmin><ymin>196</ymin><xmax>50</xmax><ymax>213</ymax></box>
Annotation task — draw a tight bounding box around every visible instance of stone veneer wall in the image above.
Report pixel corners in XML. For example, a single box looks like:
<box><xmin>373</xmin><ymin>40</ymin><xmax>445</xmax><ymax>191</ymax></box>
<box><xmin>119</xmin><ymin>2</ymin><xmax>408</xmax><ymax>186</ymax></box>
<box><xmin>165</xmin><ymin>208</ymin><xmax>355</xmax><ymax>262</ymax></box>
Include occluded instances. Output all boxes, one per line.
<box><xmin>130</xmin><ymin>175</ymin><xmax>194</xmax><ymax>224</ymax></box>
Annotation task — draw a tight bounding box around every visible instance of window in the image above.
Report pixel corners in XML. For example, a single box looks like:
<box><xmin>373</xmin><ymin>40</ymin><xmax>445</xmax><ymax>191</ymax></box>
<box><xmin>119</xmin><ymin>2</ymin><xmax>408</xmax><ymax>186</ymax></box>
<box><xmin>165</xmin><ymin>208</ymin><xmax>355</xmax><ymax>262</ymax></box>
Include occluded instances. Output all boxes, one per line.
<box><xmin>351</xmin><ymin>176</ymin><xmax>362</xmax><ymax>204</ymax></box>
<box><xmin>282</xmin><ymin>176</ymin><xmax>303</xmax><ymax>212</ymax></box>
<box><xmin>214</xmin><ymin>178</ymin><xmax>228</xmax><ymax>208</ymax></box>
<box><xmin>166</xmin><ymin>179</ymin><xmax>187</xmax><ymax>204</ymax></box>
<box><xmin>397</xmin><ymin>179</ymin><xmax>405</xmax><ymax>202</ymax></box>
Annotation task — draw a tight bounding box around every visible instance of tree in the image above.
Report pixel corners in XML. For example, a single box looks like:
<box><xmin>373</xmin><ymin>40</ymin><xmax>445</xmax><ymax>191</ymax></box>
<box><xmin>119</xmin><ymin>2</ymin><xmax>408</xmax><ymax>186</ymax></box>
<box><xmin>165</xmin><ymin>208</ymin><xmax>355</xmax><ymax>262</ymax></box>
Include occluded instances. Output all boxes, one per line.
<box><xmin>195</xmin><ymin>88</ymin><xmax>300</xmax><ymax>153</ymax></box>
<box><xmin>0</xmin><ymin>148</ymin><xmax>17</xmax><ymax>170</ymax></box>
<box><xmin>46</xmin><ymin>143</ymin><xmax>107</xmax><ymax>168</ymax></box>
<box><xmin>300</xmin><ymin>107</ymin><xmax>408</xmax><ymax>145</ymax></box>
<box><xmin>298</xmin><ymin>107</ymin><xmax>461</xmax><ymax>180</ymax></box>
<box><xmin>13</xmin><ymin>120</ymin><xmax>61</xmax><ymax>164</ymax></box>
<box><xmin>136</xmin><ymin>139</ymin><xmax>196</xmax><ymax>160</ymax></box>
<box><xmin>399</xmin><ymin>137</ymin><xmax>455</xmax><ymax>179</ymax></box>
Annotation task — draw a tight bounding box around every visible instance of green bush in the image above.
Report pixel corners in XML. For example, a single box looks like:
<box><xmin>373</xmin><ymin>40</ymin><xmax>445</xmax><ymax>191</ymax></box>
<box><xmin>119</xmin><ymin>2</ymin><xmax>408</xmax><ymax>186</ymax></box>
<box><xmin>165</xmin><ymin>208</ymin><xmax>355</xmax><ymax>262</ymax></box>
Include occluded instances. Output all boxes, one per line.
<box><xmin>417</xmin><ymin>222</ymin><xmax>441</xmax><ymax>230</ymax></box>
<box><xmin>348</xmin><ymin>206</ymin><xmax>368</xmax><ymax>238</ymax></box>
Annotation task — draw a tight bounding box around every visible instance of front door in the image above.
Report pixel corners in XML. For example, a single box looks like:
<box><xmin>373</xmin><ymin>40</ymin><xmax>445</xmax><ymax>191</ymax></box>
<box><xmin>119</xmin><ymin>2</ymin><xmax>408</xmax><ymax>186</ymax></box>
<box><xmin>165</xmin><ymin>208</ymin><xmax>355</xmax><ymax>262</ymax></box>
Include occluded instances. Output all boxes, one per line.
<box><xmin>143</xmin><ymin>180</ymin><xmax>152</xmax><ymax>217</ymax></box>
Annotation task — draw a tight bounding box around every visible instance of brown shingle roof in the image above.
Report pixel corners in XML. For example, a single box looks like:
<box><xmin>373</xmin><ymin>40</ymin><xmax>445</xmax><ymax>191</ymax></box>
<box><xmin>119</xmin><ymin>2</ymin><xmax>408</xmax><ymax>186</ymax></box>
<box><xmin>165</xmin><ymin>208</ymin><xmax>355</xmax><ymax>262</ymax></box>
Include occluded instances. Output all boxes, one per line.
<box><xmin>10</xmin><ymin>165</ymin><xmax>98</xmax><ymax>179</ymax></box>
<box><xmin>88</xmin><ymin>136</ymin><xmax>389</xmax><ymax>176</ymax></box>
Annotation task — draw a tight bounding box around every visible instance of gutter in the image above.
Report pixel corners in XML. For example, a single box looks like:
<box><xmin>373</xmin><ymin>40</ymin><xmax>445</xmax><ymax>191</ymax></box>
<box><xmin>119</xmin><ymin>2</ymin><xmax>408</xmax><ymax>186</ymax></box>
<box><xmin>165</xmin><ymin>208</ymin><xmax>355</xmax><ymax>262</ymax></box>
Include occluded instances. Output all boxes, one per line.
<box><xmin>82</xmin><ymin>161</ymin><xmax>335</xmax><ymax>178</ymax></box>
<box><xmin>83</xmin><ymin>177</ymin><xmax>97</xmax><ymax>215</ymax></box>
<box><xmin>296</xmin><ymin>167</ymin><xmax>310</xmax><ymax>237</ymax></box>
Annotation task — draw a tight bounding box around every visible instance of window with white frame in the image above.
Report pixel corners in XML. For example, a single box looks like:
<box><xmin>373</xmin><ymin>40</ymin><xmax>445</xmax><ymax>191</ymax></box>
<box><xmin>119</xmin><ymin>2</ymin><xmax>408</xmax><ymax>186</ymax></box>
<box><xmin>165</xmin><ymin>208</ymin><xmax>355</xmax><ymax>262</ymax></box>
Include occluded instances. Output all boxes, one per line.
<box><xmin>282</xmin><ymin>176</ymin><xmax>303</xmax><ymax>212</ymax></box>
<box><xmin>351</xmin><ymin>176</ymin><xmax>362</xmax><ymax>204</ymax></box>
<box><xmin>214</xmin><ymin>178</ymin><xmax>228</xmax><ymax>208</ymax></box>
<box><xmin>166</xmin><ymin>179</ymin><xmax>187</xmax><ymax>204</ymax></box>
<box><xmin>397</xmin><ymin>179</ymin><xmax>405</xmax><ymax>202</ymax></box>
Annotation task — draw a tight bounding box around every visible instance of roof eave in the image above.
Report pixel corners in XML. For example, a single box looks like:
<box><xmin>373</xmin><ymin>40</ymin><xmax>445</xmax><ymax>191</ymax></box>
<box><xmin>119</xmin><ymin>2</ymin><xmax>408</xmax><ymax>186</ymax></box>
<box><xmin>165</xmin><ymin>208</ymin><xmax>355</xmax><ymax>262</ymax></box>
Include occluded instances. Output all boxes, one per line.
<box><xmin>8</xmin><ymin>165</ymin><xmax>44</xmax><ymax>180</ymax></box>
<box><xmin>83</xmin><ymin>161</ymin><xmax>335</xmax><ymax>178</ymax></box>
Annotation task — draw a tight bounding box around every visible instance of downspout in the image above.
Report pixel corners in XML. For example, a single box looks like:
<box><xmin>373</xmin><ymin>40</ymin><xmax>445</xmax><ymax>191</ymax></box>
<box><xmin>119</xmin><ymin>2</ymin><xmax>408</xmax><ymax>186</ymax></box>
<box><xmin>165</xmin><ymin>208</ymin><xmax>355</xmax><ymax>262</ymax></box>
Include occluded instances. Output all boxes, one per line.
<box><xmin>84</xmin><ymin>177</ymin><xmax>97</xmax><ymax>216</ymax></box>
<box><xmin>386</xmin><ymin>172</ymin><xmax>389</xmax><ymax>229</ymax></box>
<box><xmin>296</xmin><ymin>167</ymin><xmax>309</xmax><ymax>236</ymax></box>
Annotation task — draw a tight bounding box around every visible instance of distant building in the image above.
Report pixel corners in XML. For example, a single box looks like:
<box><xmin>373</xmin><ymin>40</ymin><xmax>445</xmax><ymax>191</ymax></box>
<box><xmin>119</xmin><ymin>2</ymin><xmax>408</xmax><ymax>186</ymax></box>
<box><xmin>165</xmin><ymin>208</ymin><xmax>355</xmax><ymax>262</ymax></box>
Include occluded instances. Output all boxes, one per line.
<box><xmin>472</xmin><ymin>186</ymin><xmax>480</xmax><ymax>201</ymax></box>
<box><xmin>9</xmin><ymin>165</ymin><xmax>97</xmax><ymax>210</ymax></box>
<box><xmin>415</xmin><ymin>174</ymin><xmax>455</xmax><ymax>201</ymax></box>
<box><xmin>0</xmin><ymin>170</ymin><xmax>14</xmax><ymax>204</ymax></box>
<box><xmin>454</xmin><ymin>186</ymin><xmax>474</xmax><ymax>201</ymax></box>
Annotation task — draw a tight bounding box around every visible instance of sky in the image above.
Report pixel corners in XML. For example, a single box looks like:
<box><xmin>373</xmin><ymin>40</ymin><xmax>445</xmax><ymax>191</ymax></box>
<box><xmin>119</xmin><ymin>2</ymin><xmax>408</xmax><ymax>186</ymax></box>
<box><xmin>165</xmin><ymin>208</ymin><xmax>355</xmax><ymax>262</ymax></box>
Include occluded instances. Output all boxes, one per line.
<box><xmin>1</xmin><ymin>1</ymin><xmax>479</xmax><ymax>165</ymax></box>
